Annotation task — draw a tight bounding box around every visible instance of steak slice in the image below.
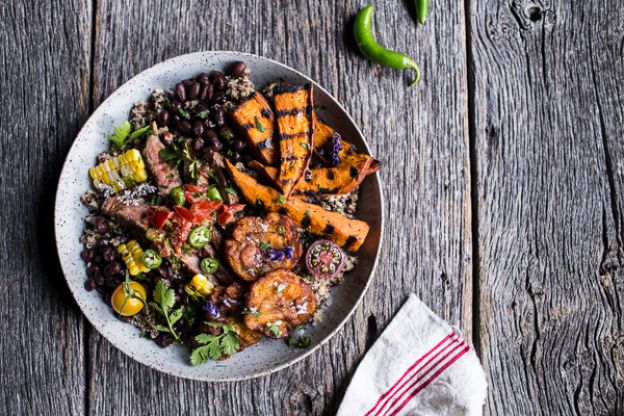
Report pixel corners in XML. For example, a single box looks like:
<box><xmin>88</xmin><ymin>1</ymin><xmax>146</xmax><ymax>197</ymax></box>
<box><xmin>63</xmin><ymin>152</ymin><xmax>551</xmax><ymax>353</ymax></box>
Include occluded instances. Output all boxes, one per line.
<box><xmin>101</xmin><ymin>197</ymin><xmax>151</xmax><ymax>231</ymax></box>
<box><xmin>143</xmin><ymin>134</ymin><xmax>182</xmax><ymax>194</ymax></box>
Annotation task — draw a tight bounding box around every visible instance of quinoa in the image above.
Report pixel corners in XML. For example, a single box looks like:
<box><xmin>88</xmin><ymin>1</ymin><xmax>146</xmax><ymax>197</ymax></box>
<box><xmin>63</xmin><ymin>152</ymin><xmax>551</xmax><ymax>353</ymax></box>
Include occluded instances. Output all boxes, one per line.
<box><xmin>129</xmin><ymin>89</ymin><xmax>172</xmax><ymax>129</ymax></box>
<box><xmin>225</xmin><ymin>74</ymin><xmax>255</xmax><ymax>101</ymax></box>
<box><xmin>310</xmin><ymin>191</ymin><xmax>359</xmax><ymax>218</ymax></box>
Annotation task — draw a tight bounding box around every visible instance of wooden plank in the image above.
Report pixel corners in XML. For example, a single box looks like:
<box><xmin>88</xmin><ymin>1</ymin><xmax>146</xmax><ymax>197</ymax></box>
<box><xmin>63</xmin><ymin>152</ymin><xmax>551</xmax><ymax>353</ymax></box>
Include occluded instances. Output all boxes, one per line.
<box><xmin>469</xmin><ymin>0</ymin><xmax>624</xmax><ymax>414</ymax></box>
<box><xmin>0</xmin><ymin>0</ymin><xmax>92</xmax><ymax>414</ymax></box>
<box><xmin>88</xmin><ymin>1</ymin><xmax>470</xmax><ymax>414</ymax></box>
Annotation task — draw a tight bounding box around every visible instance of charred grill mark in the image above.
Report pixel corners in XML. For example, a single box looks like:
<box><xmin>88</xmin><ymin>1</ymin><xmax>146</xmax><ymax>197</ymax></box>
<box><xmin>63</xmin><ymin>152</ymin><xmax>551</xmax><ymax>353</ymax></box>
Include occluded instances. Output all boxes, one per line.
<box><xmin>278</xmin><ymin>207</ymin><xmax>288</xmax><ymax>215</ymax></box>
<box><xmin>257</xmin><ymin>138</ymin><xmax>272</xmax><ymax>150</ymax></box>
<box><xmin>323</xmin><ymin>224</ymin><xmax>335</xmax><ymax>235</ymax></box>
<box><xmin>345</xmin><ymin>236</ymin><xmax>357</xmax><ymax>249</ymax></box>
<box><xmin>326</xmin><ymin>170</ymin><xmax>336</xmax><ymax>180</ymax></box>
<box><xmin>273</xmin><ymin>83</ymin><xmax>310</xmax><ymax>95</ymax></box>
<box><xmin>304</xmin><ymin>170</ymin><xmax>312</xmax><ymax>182</ymax></box>
<box><xmin>301</xmin><ymin>214</ymin><xmax>312</xmax><ymax>228</ymax></box>
<box><xmin>260</xmin><ymin>109</ymin><xmax>271</xmax><ymax>118</ymax></box>
<box><xmin>280</xmin><ymin>132</ymin><xmax>309</xmax><ymax>141</ymax></box>
<box><xmin>275</xmin><ymin>105</ymin><xmax>312</xmax><ymax>117</ymax></box>
<box><xmin>241</xmin><ymin>122</ymin><xmax>253</xmax><ymax>130</ymax></box>
<box><xmin>350</xmin><ymin>166</ymin><xmax>359</xmax><ymax>178</ymax></box>
<box><xmin>281</xmin><ymin>155</ymin><xmax>299</xmax><ymax>162</ymax></box>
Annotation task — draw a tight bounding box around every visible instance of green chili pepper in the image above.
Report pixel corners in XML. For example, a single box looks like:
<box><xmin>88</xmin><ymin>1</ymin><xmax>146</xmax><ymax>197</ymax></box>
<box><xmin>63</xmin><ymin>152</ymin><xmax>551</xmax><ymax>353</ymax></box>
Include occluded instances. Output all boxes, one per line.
<box><xmin>169</xmin><ymin>186</ymin><xmax>185</xmax><ymax>206</ymax></box>
<box><xmin>415</xmin><ymin>0</ymin><xmax>429</xmax><ymax>25</ymax></box>
<box><xmin>141</xmin><ymin>249</ymin><xmax>162</xmax><ymax>269</ymax></box>
<box><xmin>354</xmin><ymin>5</ymin><xmax>421</xmax><ymax>86</ymax></box>
<box><xmin>189</xmin><ymin>226</ymin><xmax>211</xmax><ymax>248</ymax></box>
<box><xmin>207</xmin><ymin>185</ymin><xmax>223</xmax><ymax>202</ymax></box>
<box><xmin>200</xmin><ymin>257</ymin><xmax>220</xmax><ymax>274</ymax></box>
<box><xmin>145</xmin><ymin>228</ymin><xmax>164</xmax><ymax>242</ymax></box>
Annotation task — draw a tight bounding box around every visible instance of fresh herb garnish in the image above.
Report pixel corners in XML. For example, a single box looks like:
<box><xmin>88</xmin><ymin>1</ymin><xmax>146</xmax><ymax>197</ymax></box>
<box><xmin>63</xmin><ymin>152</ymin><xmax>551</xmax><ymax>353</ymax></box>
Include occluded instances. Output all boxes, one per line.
<box><xmin>260</xmin><ymin>242</ymin><xmax>272</xmax><ymax>250</ymax></box>
<box><xmin>196</xmin><ymin>110</ymin><xmax>208</xmax><ymax>119</ymax></box>
<box><xmin>300</xmin><ymin>142</ymin><xmax>310</xmax><ymax>150</ymax></box>
<box><xmin>177</xmin><ymin>108</ymin><xmax>191</xmax><ymax>119</ymax></box>
<box><xmin>288</xmin><ymin>335</ymin><xmax>312</xmax><ymax>348</ymax></box>
<box><xmin>190</xmin><ymin>323</ymin><xmax>240</xmax><ymax>365</ymax></box>
<box><xmin>276</xmin><ymin>225</ymin><xmax>285</xmax><ymax>235</ymax></box>
<box><xmin>159</xmin><ymin>142</ymin><xmax>201</xmax><ymax>179</ymax></box>
<box><xmin>107</xmin><ymin>121</ymin><xmax>132</xmax><ymax>148</ymax></box>
<box><xmin>224</xmin><ymin>186</ymin><xmax>238</xmax><ymax>196</ymax></box>
<box><xmin>276</xmin><ymin>195</ymin><xmax>286</xmax><ymax>204</ymax></box>
<box><xmin>266</xmin><ymin>322</ymin><xmax>282</xmax><ymax>337</ymax></box>
<box><xmin>242</xmin><ymin>307</ymin><xmax>261</xmax><ymax>317</ymax></box>
<box><xmin>254</xmin><ymin>116</ymin><xmax>265</xmax><ymax>132</ymax></box>
<box><xmin>255</xmin><ymin>198</ymin><xmax>264</xmax><ymax>208</ymax></box>
<box><xmin>149</xmin><ymin>280</ymin><xmax>184</xmax><ymax>340</ymax></box>
<box><xmin>129</xmin><ymin>125</ymin><xmax>153</xmax><ymax>141</ymax></box>
<box><xmin>304</xmin><ymin>210</ymin><xmax>311</xmax><ymax>216</ymax></box>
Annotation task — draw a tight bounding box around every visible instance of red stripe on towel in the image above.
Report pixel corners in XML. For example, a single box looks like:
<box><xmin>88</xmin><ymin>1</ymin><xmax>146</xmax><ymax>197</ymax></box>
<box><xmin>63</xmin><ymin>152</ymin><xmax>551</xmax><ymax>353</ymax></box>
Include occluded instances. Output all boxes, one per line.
<box><xmin>386</xmin><ymin>344</ymin><xmax>471</xmax><ymax>416</ymax></box>
<box><xmin>364</xmin><ymin>332</ymin><xmax>458</xmax><ymax>416</ymax></box>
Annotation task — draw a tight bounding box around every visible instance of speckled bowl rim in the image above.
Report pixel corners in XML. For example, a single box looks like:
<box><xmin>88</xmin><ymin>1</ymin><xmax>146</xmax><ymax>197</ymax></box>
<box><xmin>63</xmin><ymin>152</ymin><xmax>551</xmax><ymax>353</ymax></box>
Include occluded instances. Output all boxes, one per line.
<box><xmin>54</xmin><ymin>51</ymin><xmax>384</xmax><ymax>381</ymax></box>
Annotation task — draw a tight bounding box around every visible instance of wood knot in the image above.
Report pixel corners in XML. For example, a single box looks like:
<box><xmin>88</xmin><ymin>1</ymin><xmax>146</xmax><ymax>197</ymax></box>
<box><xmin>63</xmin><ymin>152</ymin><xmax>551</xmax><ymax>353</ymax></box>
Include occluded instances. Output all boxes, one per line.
<box><xmin>526</xmin><ymin>6</ymin><xmax>543</xmax><ymax>22</ymax></box>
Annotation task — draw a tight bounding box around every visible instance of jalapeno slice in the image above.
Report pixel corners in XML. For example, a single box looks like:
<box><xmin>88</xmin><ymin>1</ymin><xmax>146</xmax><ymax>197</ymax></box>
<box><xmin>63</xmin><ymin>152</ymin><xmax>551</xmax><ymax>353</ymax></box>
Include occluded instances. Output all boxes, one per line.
<box><xmin>189</xmin><ymin>226</ymin><xmax>211</xmax><ymax>248</ymax></box>
<box><xmin>145</xmin><ymin>227</ymin><xmax>164</xmax><ymax>242</ymax></box>
<box><xmin>169</xmin><ymin>186</ymin><xmax>185</xmax><ymax>206</ymax></box>
<box><xmin>141</xmin><ymin>249</ymin><xmax>162</xmax><ymax>269</ymax></box>
<box><xmin>200</xmin><ymin>257</ymin><xmax>220</xmax><ymax>274</ymax></box>
<box><xmin>207</xmin><ymin>185</ymin><xmax>223</xmax><ymax>202</ymax></box>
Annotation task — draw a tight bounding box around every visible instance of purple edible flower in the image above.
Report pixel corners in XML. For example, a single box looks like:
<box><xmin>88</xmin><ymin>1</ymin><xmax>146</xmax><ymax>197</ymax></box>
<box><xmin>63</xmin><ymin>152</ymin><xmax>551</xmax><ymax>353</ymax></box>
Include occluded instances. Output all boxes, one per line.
<box><xmin>330</xmin><ymin>133</ymin><xmax>342</xmax><ymax>166</ymax></box>
<box><xmin>202</xmin><ymin>301</ymin><xmax>220</xmax><ymax>318</ymax></box>
<box><xmin>266</xmin><ymin>248</ymin><xmax>286</xmax><ymax>262</ymax></box>
<box><xmin>284</xmin><ymin>246</ymin><xmax>294</xmax><ymax>259</ymax></box>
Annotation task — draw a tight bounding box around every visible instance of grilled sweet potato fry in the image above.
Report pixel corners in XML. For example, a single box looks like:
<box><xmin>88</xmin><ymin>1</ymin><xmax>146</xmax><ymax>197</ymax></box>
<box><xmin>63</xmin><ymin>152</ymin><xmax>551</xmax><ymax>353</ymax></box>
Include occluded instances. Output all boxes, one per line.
<box><xmin>225</xmin><ymin>214</ymin><xmax>303</xmax><ymax>281</ymax></box>
<box><xmin>230</xmin><ymin>92</ymin><xmax>277</xmax><ymax>165</ymax></box>
<box><xmin>225</xmin><ymin>161</ymin><xmax>370</xmax><ymax>251</ymax></box>
<box><xmin>273</xmin><ymin>84</ymin><xmax>314</xmax><ymax>198</ymax></box>
<box><xmin>244</xmin><ymin>269</ymin><xmax>317</xmax><ymax>338</ymax></box>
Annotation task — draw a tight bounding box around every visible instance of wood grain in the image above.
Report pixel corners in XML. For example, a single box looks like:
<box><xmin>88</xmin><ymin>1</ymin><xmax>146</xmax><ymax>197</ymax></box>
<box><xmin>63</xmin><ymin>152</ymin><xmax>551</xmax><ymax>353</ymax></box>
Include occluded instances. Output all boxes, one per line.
<box><xmin>87</xmin><ymin>1</ymin><xmax>471</xmax><ymax>415</ymax></box>
<box><xmin>0</xmin><ymin>0</ymin><xmax>92</xmax><ymax>414</ymax></box>
<box><xmin>468</xmin><ymin>0</ymin><xmax>624</xmax><ymax>414</ymax></box>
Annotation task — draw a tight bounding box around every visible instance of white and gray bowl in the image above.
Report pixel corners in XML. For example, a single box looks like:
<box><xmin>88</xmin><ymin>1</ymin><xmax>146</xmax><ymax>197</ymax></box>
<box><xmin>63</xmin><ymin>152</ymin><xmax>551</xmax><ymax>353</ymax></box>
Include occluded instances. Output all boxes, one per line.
<box><xmin>54</xmin><ymin>51</ymin><xmax>383</xmax><ymax>381</ymax></box>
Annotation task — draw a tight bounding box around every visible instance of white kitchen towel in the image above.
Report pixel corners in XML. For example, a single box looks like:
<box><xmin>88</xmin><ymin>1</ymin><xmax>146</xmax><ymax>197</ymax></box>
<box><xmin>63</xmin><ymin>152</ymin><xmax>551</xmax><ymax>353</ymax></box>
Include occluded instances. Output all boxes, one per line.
<box><xmin>337</xmin><ymin>294</ymin><xmax>487</xmax><ymax>416</ymax></box>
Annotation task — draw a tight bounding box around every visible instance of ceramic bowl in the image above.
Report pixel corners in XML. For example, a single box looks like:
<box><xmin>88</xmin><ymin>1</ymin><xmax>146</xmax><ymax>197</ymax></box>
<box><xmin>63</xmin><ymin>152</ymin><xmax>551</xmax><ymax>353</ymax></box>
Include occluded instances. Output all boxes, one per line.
<box><xmin>54</xmin><ymin>51</ymin><xmax>383</xmax><ymax>381</ymax></box>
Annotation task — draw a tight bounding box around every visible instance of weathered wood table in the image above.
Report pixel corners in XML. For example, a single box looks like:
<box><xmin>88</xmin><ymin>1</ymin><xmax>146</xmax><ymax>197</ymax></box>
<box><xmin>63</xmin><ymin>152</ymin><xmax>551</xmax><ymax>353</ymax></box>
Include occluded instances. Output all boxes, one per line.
<box><xmin>2</xmin><ymin>0</ymin><xmax>622</xmax><ymax>414</ymax></box>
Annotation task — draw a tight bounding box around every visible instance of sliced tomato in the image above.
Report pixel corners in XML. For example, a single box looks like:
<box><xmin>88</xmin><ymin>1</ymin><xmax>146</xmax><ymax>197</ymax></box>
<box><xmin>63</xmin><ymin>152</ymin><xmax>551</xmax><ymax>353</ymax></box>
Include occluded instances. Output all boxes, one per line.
<box><xmin>174</xmin><ymin>206</ymin><xmax>195</xmax><ymax>222</ymax></box>
<box><xmin>185</xmin><ymin>184</ymin><xmax>204</xmax><ymax>193</ymax></box>
<box><xmin>225</xmin><ymin>203</ymin><xmax>246</xmax><ymax>214</ymax></box>
<box><xmin>193</xmin><ymin>201</ymin><xmax>222</xmax><ymax>211</ymax></box>
<box><xmin>151</xmin><ymin>209</ymin><xmax>173</xmax><ymax>229</ymax></box>
<box><xmin>217</xmin><ymin>210</ymin><xmax>236</xmax><ymax>226</ymax></box>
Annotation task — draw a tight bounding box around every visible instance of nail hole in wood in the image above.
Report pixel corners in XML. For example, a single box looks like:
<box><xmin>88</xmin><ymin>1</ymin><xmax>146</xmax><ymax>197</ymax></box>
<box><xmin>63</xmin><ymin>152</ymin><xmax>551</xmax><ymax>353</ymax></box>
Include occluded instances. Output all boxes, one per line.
<box><xmin>527</xmin><ymin>6</ymin><xmax>543</xmax><ymax>22</ymax></box>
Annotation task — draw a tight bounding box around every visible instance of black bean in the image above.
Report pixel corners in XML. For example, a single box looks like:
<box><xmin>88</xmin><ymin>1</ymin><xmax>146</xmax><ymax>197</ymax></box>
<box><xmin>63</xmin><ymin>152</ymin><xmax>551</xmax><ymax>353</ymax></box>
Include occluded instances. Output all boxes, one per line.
<box><xmin>178</xmin><ymin>120</ymin><xmax>192</xmax><ymax>134</ymax></box>
<box><xmin>171</xmin><ymin>114</ymin><xmax>181</xmax><ymax>128</ymax></box>
<box><xmin>192</xmin><ymin>121</ymin><xmax>204</xmax><ymax>137</ymax></box>
<box><xmin>213</xmin><ymin>107</ymin><xmax>225</xmax><ymax>127</ymax></box>
<box><xmin>231</xmin><ymin>151</ymin><xmax>242</xmax><ymax>162</ymax></box>
<box><xmin>92</xmin><ymin>254</ymin><xmax>103</xmax><ymax>264</ymax></box>
<box><xmin>212</xmin><ymin>75</ymin><xmax>226</xmax><ymax>91</ymax></box>
<box><xmin>187</xmin><ymin>82</ymin><xmax>200</xmax><ymax>100</ymax></box>
<box><xmin>103</xmin><ymin>263</ymin><xmax>118</xmax><ymax>279</ymax></box>
<box><xmin>209</xmin><ymin>139</ymin><xmax>223</xmax><ymax>151</ymax></box>
<box><xmin>156</xmin><ymin>334</ymin><xmax>173</xmax><ymax>348</ymax></box>
<box><xmin>242</xmin><ymin>154</ymin><xmax>254</xmax><ymax>164</ymax></box>
<box><xmin>203</xmin><ymin>118</ymin><xmax>216</xmax><ymax>129</ymax></box>
<box><xmin>86</xmin><ymin>263</ymin><xmax>99</xmax><ymax>277</ymax></box>
<box><xmin>175</xmin><ymin>83</ymin><xmax>186</xmax><ymax>102</ymax></box>
<box><xmin>94</xmin><ymin>216</ymin><xmax>108</xmax><ymax>233</ymax></box>
<box><xmin>110</xmin><ymin>261</ymin><xmax>124</xmax><ymax>277</ymax></box>
<box><xmin>94</xmin><ymin>271</ymin><xmax>105</xmax><ymax>286</ymax></box>
<box><xmin>173</xmin><ymin>101</ymin><xmax>182</xmax><ymax>110</ymax></box>
<box><xmin>199</xmin><ymin>82</ymin><xmax>212</xmax><ymax>101</ymax></box>
<box><xmin>211</xmin><ymin>90</ymin><xmax>225</xmax><ymax>104</ymax></box>
<box><xmin>219</xmin><ymin>127</ymin><xmax>234</xmax><ymax>142</ymax></box>
<box><xmin>157</xmin><ymin>109</ymin><xmax>170</xmax><ymax>127</ymax></box>
<box><xmin>198</xmin><ymin>72</ymin><xmax>210</xmax><ymax>83</ymax></box>
<box><xmin>81</xmin><ymin>248</ymin><xmax>95</xmax><ymax>262</ymax></box>
<box><xmin>209</xmin><ymin>70</ymin><xmax>225</xmax><ymax>81</ymax></box>
<box><xmin>101</xmin><ymin>246</ymin><xmax>116</xmax><ymax>262</ymax></box>
<box><xmin>182</xmin><ymin>79</ymin><xmax>194</xmax><ymax>87</ymax></box>
<box><xmin>195</xmin><ymin>103</ymin><xmax>207</xmax><ymax>113</ymax></box>
<box><xmin>84</xmin><ymin>278</ymin><xmax>97</xmax><ymax>291</ymax></box>
<box><xmin>193</xmin><ymin>136</ymin><xmax>204</xmax><ymax>150</ymax></box>
<box><xmin>231</xmin><ymin>61</ymin><xmax>247</xmax><ymax>77</ymax></box>
<box><xmin>233</xmin><ymin>139</ymin><xmax>246</xmax><ymax>152</ymax></box>
<box><xmin>203</xmin><ymin>128</ymin><xmax>218</xmax><ymax>141</ymax></box>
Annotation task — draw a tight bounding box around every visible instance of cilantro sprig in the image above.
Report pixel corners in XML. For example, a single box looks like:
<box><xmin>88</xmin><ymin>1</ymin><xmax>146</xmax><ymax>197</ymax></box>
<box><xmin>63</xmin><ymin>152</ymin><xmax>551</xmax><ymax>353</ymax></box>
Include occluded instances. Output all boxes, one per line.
<box><xmin>107</xmin><ymin>121</ymin><xmax>132</xmax><ymax>148</ymax></box>
<box><xmin>159</xmin><ymin>141</ymin><xmax>201</xmax><ymax>179</ymax></box>
<box><xmin>149</xmin><ymin>280</ymin><xmax>184</xmax><ymax>340</ymax></box>
<box><xmin>190</xmin><ymin>323</ymin><xmax>241</xmax><ymax>365</ymax></box>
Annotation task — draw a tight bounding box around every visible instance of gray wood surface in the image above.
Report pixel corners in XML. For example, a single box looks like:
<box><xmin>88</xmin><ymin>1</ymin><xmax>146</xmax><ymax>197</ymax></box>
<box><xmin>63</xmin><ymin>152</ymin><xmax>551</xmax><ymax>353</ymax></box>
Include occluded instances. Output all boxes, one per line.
<box><xmin>469</xmin><ymin>1</ymin><xmax>624</xmax><ymax>414</ymax></box>
<box><xmin>0</xmin><ymin>0</ymin><xmax>621</xmax><ymax>414</ymax></box>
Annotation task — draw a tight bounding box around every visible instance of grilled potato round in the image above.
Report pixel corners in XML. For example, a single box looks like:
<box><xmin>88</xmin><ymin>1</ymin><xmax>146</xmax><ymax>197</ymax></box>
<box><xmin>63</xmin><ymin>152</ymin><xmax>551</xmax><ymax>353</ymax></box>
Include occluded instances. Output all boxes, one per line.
<box><xmin>225</xmin><ymin>213</ymin><xmax>303</xmax><ymax>281</ymax></box>
<box><xmin>244</xmin><ymin>269</ymin><xmax>317</xmax><ymax>338</ymax></box>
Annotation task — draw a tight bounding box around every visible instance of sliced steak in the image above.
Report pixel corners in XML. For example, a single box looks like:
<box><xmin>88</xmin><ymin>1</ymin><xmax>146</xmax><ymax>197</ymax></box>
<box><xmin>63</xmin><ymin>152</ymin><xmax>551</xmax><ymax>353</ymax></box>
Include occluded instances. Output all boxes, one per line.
<box><xmin>143</xmin><ymin>134</ymin><xmax>182</xmax><ymax>194</ymax></box>
<box><xmin>101</xmin><ymin>197</ymin><xmax>151</xmax><ymax>231</ymax></box>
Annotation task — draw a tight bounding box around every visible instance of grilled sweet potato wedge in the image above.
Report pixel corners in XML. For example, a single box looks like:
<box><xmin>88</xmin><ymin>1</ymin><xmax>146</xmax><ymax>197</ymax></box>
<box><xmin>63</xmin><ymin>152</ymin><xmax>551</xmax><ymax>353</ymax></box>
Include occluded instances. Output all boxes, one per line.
<box><xmin>225</xmin><ymin>214</ymin><xmax>303</xmax><ymax>281</ymax></box>
<box><xmin>230</xmin><ymin>92</ymin><xmax>277</xmax><ymax>165</ymax></box>
<box><xmin>273</xmin><ymin>84</ymin><xmax>314</xmax><ymax>198</ymax></box>
<box><xmin>244</xmin><ymin>270</ymin><xmax>316</xmax><ymax>338</ymax></box>
<box><xmin>225</xmin><ymin>160</ymin><xmax>370</xmax><ymax>251</ymax></box>
<box><xmin>249</xmin><ymin>151</ymin><xmax>376</xmax><ymax>196</ymax></box>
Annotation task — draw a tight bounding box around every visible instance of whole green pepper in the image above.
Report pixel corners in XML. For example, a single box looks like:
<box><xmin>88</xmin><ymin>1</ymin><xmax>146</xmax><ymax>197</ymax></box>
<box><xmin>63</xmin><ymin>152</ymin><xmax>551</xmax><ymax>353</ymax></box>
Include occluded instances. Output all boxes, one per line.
<box><xmin>415</xmin><ymin>0</ymin><xmax>429</xmax><ymax>25</ymax></box>
<box><xmin>354</xmin><ymin>5</ymin><xmax>421</xmax><ymax>86</ymax></box>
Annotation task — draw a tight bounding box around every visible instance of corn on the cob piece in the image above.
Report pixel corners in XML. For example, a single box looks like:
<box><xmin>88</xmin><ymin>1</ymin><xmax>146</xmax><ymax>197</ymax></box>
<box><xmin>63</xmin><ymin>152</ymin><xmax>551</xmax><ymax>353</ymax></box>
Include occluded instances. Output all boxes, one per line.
<box><xmin>117</xmin><ymin>240</ymin><xmax>150</xmax><ymax>276</ymax></box>
<box><xmin>89</xmin><ymin>149</ymin><xmax>148</xmax><ymax>192</ymax></box>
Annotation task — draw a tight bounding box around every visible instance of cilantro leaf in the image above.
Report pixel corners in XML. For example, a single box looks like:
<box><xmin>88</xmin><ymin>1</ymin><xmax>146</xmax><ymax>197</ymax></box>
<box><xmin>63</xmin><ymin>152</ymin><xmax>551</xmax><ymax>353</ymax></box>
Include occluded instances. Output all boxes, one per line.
<box><xmin>266</xmin><ymin>322</ymin><xmax>282</xmax><ymax>337</ymax></box>
<box><xmin>221</xmin><ymin>332</ymin><xmax>240</xmax><ymax>356</ymax></box>
<box><xmin>254</xmin><ymin>116</ymin><xmax>265</xmax><ymax>132</ymax></box>
<box><xmin>151</xmin><ymin>280</ymin><xmax>182</xmax><ymax>340</ymax></box>
<box><xmin>129</xmin><ymin>125</ymin><xmax>152</xmax><ymax>141</ymax></box>
<box><xmin>190</xmin><ymin>325</ymin><xmax>241</xmax><ymax>365</ymax></box>
<box><xmin>107</xmin><ymin>121</ymin><xmax>132</xmax><ymax>148</ymax></box>
<box><xmin>260</xmin><ymin>242</ymin><xmax>272</xmax><ymax>250</ymax></box>
<box><xmin>154</xmin><ymin>280</ymin><xmax>175</xmax><ymax>312</ymax></box>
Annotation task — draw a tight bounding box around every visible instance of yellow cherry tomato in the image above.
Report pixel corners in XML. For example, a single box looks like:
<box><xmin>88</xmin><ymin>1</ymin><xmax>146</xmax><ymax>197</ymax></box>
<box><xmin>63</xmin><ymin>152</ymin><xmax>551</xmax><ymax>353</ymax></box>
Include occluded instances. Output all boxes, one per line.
<box><xmin>111</xmin><ymin>281</ymin><xmax>147</xmax><ymax>316</ymax></box>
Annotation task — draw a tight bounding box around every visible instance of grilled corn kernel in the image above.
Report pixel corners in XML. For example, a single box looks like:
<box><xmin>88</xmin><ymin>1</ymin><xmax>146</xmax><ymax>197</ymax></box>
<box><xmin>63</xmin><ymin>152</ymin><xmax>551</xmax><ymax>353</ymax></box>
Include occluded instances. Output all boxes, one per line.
<box><xmin>117</xmin><ymin>240</ymin><xmax>149</xmax><ymax>276</ymax></box>
<box><xmin>89</xmin><ymin>149</ymin><xmax>148</xmax><ymax>192</ymax></box>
